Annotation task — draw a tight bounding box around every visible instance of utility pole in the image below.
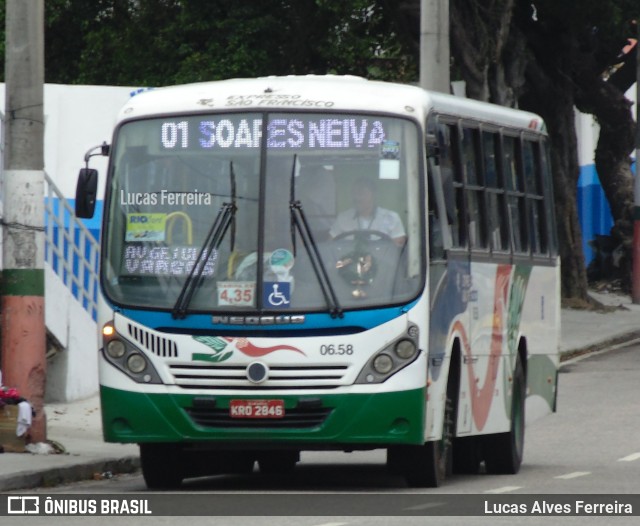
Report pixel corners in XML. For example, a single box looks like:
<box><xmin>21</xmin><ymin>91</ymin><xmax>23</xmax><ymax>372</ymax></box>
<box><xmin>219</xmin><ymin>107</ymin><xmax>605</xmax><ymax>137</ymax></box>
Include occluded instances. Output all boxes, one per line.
<box><xmin>420</xmin><ymin>0</ymin><xmax>450</xmax><ymax>93</ymax></box>
<box><xmin>633</xmin><ymin>19</ymin><xmax>640</xmax><ymax>304</ymax></box>
<box><xmin>1</xmin><ymin>0</ymin><xmax>46</xmax><ymax>441</ymax></box>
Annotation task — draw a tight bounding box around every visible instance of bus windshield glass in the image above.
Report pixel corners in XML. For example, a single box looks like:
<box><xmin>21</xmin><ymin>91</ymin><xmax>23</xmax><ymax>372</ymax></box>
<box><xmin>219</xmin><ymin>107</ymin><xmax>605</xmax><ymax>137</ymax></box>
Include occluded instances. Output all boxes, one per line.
<box><xmin>102</xmin><ymin>112</ymin><xmax>423</xmax><ymax>313</ymax></box>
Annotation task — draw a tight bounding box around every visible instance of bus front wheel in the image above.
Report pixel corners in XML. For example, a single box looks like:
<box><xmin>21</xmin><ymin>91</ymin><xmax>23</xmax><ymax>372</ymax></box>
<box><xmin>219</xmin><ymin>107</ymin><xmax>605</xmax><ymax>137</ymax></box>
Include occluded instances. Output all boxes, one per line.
<box><xmin>140</xmin><ymin>443</ymin><xmax>184</xmax><ymax>489</ymax></box>
<box><xmin>390</xmin><ymin>396</ymin><xmax>454</xmax><ymax>488</ymax></box>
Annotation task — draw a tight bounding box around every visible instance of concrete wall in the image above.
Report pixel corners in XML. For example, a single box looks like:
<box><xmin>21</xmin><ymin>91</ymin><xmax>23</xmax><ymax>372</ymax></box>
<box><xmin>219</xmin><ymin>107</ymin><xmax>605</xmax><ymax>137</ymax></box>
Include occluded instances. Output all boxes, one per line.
<box><xmin>44</xmin><ymin>265</ymin><xmax>99</xmax><ymax>402</ymax></box>
<box><xmin>1</xmin><ymin>83</ymin><xmax>136</xmax><ymax>401</ymax></box>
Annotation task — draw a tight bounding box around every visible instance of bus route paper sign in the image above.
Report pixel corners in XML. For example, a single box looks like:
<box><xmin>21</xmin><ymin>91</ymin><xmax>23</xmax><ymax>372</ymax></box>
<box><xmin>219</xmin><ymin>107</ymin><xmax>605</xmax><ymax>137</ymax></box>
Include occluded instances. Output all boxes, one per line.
<box><xmin>125</xmin><ymin>213</ymin><xmax>167</xmax><ymax>242</ymax></box>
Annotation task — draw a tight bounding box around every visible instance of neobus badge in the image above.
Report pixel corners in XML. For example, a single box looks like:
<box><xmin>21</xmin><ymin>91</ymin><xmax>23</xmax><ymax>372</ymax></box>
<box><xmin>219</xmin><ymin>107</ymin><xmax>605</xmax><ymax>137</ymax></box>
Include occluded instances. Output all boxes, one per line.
<box><xmin>211</xmin><ymin>315</ymin><xmax>305</xmax><ymax>325</ymax></box>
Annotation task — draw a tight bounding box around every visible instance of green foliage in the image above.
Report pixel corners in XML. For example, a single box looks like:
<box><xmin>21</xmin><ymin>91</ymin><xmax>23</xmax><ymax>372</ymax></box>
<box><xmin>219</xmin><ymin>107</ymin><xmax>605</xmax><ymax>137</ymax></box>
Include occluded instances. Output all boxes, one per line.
<box><xmin>0</xmin><ymin>0</ymin><xmax>417</xmax><ymax>86</ymax></box>
<box><xmin>521</xmin><ymin>0</ymin><xmax>638</xmax><ymax>71</ymax></box>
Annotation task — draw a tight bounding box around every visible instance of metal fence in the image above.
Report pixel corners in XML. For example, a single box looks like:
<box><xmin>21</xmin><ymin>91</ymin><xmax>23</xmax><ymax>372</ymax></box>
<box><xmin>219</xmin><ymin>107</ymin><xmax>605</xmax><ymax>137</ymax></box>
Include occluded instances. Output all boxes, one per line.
<box><xmin>44</xmin><ymin>173</ymin><xmax>99</xmax><ymax>320</ymax></box>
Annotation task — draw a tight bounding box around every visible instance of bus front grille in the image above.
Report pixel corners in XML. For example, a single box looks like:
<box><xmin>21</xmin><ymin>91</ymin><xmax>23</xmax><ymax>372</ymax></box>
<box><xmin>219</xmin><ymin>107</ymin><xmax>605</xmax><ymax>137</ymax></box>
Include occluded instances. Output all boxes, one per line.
<box><xmin>127</xmin><ymin>323</ymin><xmax>178</xmax><ymax>358</ymax></box>
<box><xmin>168</xmin><ymin>363</ymin><xmax>350</xmax><ymax>390</ymax></box>
<box><xmin>185</xmin><ymin>406</ymin><xmax>333</xmax><ymax>429</ymax></box>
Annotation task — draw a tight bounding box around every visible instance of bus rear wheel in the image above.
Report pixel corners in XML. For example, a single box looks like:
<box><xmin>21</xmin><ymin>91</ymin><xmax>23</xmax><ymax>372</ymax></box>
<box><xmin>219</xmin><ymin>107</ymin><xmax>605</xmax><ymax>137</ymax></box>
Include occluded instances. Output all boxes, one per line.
<box><xmin>140</xmin><ymin>443</ymin><xmax>184</xmax><ymax>489</ymax></box>
<box><xmin>483</xmin><ymin>356</ymin><xmax>526</xmax><ymax>474</ymax></box>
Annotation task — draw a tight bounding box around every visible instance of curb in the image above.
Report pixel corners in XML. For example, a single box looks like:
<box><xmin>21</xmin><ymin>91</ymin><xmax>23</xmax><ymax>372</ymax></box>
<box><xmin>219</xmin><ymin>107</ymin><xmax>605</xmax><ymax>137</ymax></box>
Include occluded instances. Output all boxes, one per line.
<box><xmin>0</xmin><ymin>455</ymin><xmax>140</xmax><ymax>492</ymax></box>
<box><xmin>559</xmin><ymin>330</ymin><xmax>640</xmax><ymax>363</ymax></box>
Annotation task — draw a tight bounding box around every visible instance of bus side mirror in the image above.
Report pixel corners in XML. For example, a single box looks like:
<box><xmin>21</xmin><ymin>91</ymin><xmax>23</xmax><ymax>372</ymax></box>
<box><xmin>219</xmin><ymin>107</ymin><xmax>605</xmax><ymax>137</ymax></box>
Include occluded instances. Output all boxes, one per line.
<box><xmin>75</xmin><ymin>168</ymin><xmax>98</xmax><ymax>218</ymax></box>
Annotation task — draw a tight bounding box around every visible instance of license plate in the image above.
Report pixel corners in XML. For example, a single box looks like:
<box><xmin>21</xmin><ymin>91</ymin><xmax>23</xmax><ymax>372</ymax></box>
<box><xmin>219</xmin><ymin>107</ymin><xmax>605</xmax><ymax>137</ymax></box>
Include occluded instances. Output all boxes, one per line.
<box><xmin>229</xmin><ymin>399</ymin><xmax>285</xmax><ymax>419</ymax></box>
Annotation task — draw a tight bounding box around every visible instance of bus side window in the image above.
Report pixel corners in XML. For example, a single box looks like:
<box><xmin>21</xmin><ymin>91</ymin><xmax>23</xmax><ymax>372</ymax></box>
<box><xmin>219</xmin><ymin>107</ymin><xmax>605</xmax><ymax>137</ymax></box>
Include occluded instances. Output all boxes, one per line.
<box><xmin>503</xmin><ymin>135</ymin><xmax>528</xmax><ymax>253</ymax></box>
<box><xmin>427</xmin><ymin>168</ymin><xmax>444</xmax><ymax>259</ymax></box>
<box><xmin>523</xmin><ymin>140</ymin><xmax>547</xmax><ymax>255</ymax></box>
<box><xmin>540</xmin><ymin>141</ymin><xmax>558</xmax><ymax>255</ymax></box>
<box><xmin>462</xmin><ymin>127</ymin><xmax>487</xmax><ymax>250</ymax></box>
<box><xmin>437</xmin><ymin>122</ymin><xmax>465</xmax><ymax>248</ymax></box>
<box><xmin>483</xmin><ymin>131</ymin><xmax>509</xmax><ymax>252</ymax></box>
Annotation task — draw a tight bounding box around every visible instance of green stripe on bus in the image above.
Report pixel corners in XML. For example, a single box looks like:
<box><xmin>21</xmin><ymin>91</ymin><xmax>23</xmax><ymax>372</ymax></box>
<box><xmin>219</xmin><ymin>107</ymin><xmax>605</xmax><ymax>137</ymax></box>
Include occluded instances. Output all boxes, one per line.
<box><xmin>634</xmin><ymin>206</ymin><xmax>640</xmax><ymax>220</ymax></box>
<box><xmin>99</xmin><ymin>385</ymin><xmax>426</xmax><ymax>445</ymax></box>
<box><xmin>2</xmin><ymin>269</ymin><xmax>45</xmax><ymax>296</ymax></box>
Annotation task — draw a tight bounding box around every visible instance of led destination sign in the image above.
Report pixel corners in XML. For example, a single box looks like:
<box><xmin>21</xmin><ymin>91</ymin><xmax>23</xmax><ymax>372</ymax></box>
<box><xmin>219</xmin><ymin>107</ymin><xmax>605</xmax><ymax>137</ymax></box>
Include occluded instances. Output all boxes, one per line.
<box><xmin>160</xmin><ymin>117</ymin><xmax>387</xmax><ymax>151</ymax></box>
<box><xmin>123</xmin><ymin>244</ymin><xmax>218</xmax><ymax>277</ymax></box>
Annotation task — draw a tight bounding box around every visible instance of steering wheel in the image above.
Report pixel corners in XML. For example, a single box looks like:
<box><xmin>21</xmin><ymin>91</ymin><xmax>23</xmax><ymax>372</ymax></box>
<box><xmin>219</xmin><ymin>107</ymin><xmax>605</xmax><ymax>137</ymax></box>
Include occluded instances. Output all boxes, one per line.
<box><xmin>332</xmin><ymin>229</ymin><xmax>395</xmax><ymax>246</ymax></box>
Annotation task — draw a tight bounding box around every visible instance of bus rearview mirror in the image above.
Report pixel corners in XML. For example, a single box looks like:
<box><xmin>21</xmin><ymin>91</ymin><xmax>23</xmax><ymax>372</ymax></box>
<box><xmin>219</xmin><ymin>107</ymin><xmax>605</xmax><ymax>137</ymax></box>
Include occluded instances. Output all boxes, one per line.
<box><xmin>75</xmin><ymin>168</ymin><xmax>98</xmax><ymax>218</ymax></box>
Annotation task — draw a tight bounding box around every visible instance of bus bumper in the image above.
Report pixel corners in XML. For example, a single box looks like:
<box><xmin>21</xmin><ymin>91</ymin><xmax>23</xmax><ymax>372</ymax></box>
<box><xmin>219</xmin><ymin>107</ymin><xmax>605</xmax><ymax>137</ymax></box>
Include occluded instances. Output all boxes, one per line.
<box><xmin>100</xmin><ymin>385</ymin><xmax>426</xmax><ymax>447</ymax></box>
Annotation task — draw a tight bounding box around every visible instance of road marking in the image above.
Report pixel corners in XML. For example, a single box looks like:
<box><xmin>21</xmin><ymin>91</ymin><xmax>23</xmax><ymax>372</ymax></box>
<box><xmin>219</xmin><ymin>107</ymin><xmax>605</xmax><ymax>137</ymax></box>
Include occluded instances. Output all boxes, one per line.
<box><xmin>484</xmin><ymin>486</ymin><xmax>522</xmax><ymax>494</ymax></box>
<box><xmin>555</xmin><ymin>471</ymin><xmax>591</xmax><ymax>479</ymax></box>
<box><xmin>618</xmin><ymin>452</ymin><xmax>640</xmax><ymax>462</ymax></box>
<box><xmin>313</xmin><ymin>523</ymin><xmax>350</xmax><ymax>526</ymax></box>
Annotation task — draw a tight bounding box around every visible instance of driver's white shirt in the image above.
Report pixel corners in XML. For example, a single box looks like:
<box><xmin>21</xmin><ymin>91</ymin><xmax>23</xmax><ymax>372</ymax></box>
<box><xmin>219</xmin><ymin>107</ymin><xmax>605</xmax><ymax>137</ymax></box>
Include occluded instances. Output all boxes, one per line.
<box><xmin>329</xmin><ymin>207</ymin><xmax>405</xmax><ymax>240</ymax></box>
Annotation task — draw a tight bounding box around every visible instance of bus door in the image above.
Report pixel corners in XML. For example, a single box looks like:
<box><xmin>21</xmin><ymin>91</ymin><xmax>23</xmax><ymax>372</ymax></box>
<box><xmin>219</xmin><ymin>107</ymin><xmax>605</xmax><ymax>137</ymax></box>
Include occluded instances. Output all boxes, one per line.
<box><xmin>426</xmin><ymin>120</ymin><xmax>471</xmax><ymax>438</ymax></box>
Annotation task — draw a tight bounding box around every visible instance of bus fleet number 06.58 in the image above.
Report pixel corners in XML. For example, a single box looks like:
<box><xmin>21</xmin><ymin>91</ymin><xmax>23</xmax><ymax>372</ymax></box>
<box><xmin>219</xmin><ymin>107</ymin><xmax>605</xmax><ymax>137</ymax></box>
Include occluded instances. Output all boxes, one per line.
<box><xmin>320</xmin><ymin>344</ymin><xmax>354</xmax><ymax>356</ymax></box>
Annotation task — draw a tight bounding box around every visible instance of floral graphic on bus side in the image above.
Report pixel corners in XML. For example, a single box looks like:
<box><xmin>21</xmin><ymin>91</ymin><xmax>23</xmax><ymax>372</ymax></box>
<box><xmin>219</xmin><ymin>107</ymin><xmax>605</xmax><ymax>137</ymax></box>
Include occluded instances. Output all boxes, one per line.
<box><xmin>192</xmin><ymin>336</ymin><xmax>305</xmax><ymax>363</ymax></box>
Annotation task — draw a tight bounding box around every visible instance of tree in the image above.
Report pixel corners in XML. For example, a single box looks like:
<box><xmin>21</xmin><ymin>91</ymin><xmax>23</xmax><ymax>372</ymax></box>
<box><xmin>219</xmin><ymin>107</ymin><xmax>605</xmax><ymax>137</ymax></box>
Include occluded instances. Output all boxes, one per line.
<box><xmin>1</xmin><ymin>0</ymin><xmax>636</xmax><ymax>299</ymax></box>
<box><xmin>0</xmin><ymin>0</ymin><xmax>413</xmax><ymax>86</ymax></box>
<box><xmin>396</xmin><ymin>0</ymin><xmax>592</xmax><ymax>300</ymax></box>
<box><xmin>516</xmin><ymin>1</ymin><xmax>637</xmax><ymax>295</ymax></box>
<box><xmin>409</xmin><ymin>0</ymin><xmax>638</xmax><ymax>300</ymax></box>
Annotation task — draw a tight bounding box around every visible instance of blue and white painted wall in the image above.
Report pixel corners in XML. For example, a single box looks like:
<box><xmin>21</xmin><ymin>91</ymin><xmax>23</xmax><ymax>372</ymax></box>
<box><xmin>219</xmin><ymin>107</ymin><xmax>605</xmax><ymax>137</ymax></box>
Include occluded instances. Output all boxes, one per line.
<box><xmin>575</xmin><ymin>84</ymin><xmax>637</xmax><ymax>265</ymax></box>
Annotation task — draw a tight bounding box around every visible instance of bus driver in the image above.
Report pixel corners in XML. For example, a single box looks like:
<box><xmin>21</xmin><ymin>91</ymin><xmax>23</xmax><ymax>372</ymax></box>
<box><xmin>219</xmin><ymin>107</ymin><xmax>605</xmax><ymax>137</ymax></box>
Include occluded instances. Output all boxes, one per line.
<box><xmin>329</xmin><ymin>177</ymin><xmax>407</xmax><ymax>247</ymax></box>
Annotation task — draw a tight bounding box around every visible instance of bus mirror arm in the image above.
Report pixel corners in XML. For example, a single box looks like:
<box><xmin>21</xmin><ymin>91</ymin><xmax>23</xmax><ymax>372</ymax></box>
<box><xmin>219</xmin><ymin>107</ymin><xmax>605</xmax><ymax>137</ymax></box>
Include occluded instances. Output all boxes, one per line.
<box><xmin>83</xmin><ymin>141</ymin><xmax>110</xmax><ymax>166</ymax></box>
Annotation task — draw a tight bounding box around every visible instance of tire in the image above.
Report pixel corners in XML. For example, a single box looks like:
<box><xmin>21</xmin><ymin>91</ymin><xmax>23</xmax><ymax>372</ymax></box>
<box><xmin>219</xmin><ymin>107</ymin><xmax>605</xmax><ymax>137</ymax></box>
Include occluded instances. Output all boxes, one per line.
<box><xmin>452</xmin><ymin>436</ymin><xmax>481</xmax><ymax>474</ymax></box>
<box><xmin>140</xmin><ymin>443</ymin><xmax>184</xmax><ymax>489</ymax></box>
<box><xmin>257</xmin><ymin>450</ymin><xmax>299</xmax><ymax>474</ymax></box>
<box><xmin>483</xmin><ymin>356</ymin><xmax>526</xmax><ymax>474</ymax></box>
<box><xmin>396</xmin><ymin>394</ymin><xmax>455</xmax><ymax>488</ymax></box>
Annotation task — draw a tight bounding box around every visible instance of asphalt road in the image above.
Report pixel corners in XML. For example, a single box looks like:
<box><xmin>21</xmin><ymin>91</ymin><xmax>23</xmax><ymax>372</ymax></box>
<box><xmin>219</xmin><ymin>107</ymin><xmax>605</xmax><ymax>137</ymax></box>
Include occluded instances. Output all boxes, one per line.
<box><xmin>8</xmin><ymin>343</ymin><xmax>640</xmax><ymax>525</ymax></box>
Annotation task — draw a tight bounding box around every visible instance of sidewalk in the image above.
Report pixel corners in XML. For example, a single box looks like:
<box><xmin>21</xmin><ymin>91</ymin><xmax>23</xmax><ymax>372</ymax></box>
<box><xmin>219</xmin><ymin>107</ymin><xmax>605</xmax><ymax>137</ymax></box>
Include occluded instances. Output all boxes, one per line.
<box><xmin>1</xmin><ymin>289</ymin><xmax>640</xmax><ymax>492</ymax></box>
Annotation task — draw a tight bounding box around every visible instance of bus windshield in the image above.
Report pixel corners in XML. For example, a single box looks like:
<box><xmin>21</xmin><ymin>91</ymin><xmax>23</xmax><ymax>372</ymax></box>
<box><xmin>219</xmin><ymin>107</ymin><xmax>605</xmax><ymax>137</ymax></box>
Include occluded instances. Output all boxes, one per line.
<box><xmin>102</xmin><ymin>112</ymin><xmax>423</xmax><ymax>314</ymax></box>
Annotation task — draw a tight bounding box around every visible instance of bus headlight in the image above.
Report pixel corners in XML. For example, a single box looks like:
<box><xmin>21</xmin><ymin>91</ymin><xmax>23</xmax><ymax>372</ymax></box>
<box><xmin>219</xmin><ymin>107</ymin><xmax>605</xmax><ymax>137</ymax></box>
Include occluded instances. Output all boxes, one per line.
<box><xmin>127</xmin><ymin>354</ymin><xmax>147</xmax><ymax>374</ymax></box>
<box><xmin>106</xmin><ymin>339</ymin><xmax>126</xmax><ymax>359</ymax></box>
<box><xmin>101</xmin><ymin>322</ymin><xmax>162</xmax><ymax>384</ymax></box>
<box><xmin>355</xmin><ymin>325</ymin><xmax>421</xmax><ymax>384</ymax></box>
<box><xmin>373</xmin><ymin>353</ymin><xmax>394</xmax><ymax>374</ymax></box>
<box><xmin>394</xmin><ymin>339</ymin><xmax>417</xmax><ymax>359</ymax></box>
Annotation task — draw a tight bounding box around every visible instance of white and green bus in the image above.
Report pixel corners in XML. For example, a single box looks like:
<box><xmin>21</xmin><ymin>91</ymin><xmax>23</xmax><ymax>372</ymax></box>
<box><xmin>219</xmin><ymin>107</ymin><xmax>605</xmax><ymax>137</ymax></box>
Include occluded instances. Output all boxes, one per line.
<box><xmin>76</xmin><ymin>76</ymin><xmax>559</xmax><ymax>488</ymax></box>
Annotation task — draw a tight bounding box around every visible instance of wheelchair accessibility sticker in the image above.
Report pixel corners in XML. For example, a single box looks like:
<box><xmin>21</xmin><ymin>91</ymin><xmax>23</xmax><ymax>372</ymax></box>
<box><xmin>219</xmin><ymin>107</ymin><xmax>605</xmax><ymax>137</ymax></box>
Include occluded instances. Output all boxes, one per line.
<box><xmin>264</xmin><ymin>282</ymin><xmax>291</xmax><ymax>308</ymax></box>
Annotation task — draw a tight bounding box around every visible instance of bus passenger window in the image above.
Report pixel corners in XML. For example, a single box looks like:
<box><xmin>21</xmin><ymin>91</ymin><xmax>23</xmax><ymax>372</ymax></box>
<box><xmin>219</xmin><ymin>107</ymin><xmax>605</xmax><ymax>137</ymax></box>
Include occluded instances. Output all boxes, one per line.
<box><xmin>437</xmin><ymin>122</ymin><xmax>465</xmax><ymax>248</ymax></box>
<box><xmin>462</xmin><ymin>127</ymin><xmax>487</xmax><ymax>249</ymax></box>
<box><xmin>483</xmin><ymin>131</ymin><xmax>508</xmax><ymax>252</ymax></box>
<box><xmin>503</xmin><ymin>136</ymin><xmax>528</xmax><ymax>253</ymax></box>
<box><xmin>523</xmin><ymin>141</ymin><xmax>547</xmax><ymax>255</ymax></box>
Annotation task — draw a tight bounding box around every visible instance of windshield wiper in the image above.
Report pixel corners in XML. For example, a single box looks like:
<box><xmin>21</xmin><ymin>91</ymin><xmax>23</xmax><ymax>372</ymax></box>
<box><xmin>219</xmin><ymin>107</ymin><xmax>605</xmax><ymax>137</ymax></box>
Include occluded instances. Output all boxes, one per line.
<box><xmin>172</xmin><ymin>162</ymin><xmax>237</xmax><ymax>319</ymax></box>
<box><xmin>289</xmin><ymin>155</ymin><xmax>343</xmax><ymax>318</ymax></box>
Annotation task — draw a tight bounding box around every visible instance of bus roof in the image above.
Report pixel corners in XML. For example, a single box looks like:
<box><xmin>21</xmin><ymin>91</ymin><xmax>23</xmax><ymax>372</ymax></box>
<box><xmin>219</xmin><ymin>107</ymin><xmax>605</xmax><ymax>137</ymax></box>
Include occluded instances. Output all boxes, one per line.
<box><xmin>119</xmin><ymin>75</ymin><xmax>546</xmax><ymax>134</ymax></box>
